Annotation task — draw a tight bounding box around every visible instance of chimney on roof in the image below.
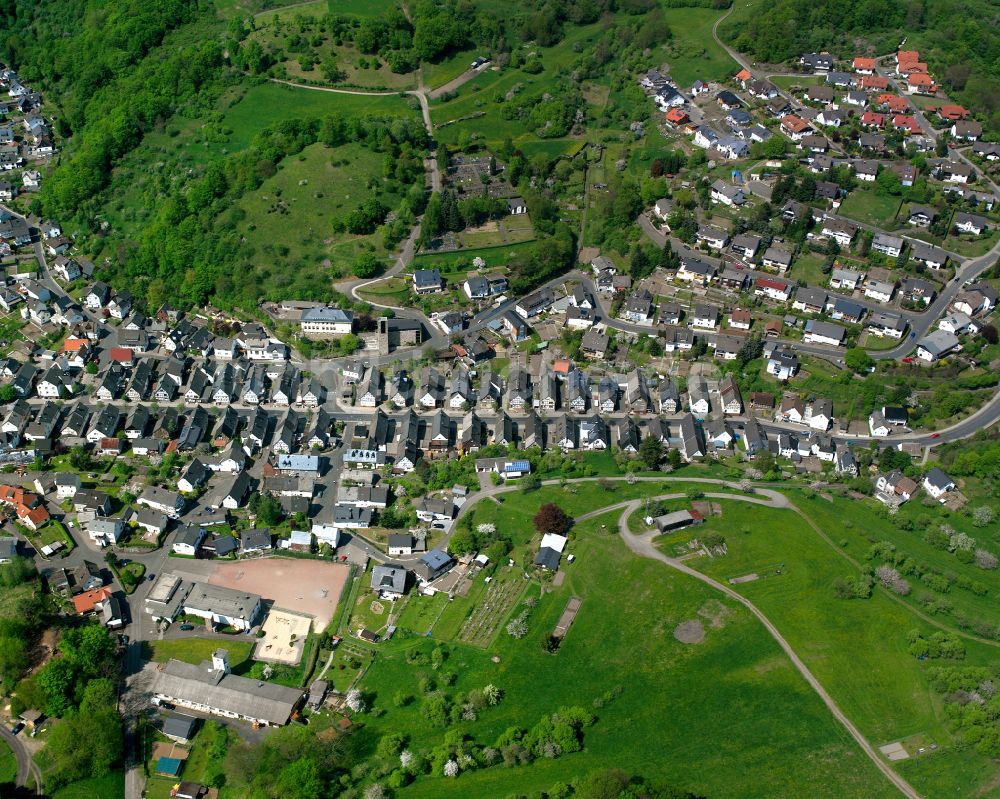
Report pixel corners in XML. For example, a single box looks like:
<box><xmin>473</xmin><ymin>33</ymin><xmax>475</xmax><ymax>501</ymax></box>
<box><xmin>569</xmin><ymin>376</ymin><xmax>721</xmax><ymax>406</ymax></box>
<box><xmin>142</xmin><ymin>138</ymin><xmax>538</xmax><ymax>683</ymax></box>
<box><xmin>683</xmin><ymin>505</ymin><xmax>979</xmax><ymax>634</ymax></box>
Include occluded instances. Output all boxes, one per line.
<box><xmin>211</xmin><ymin>648</ymin><xmax>230</xmax><ymax>675</ymax></box>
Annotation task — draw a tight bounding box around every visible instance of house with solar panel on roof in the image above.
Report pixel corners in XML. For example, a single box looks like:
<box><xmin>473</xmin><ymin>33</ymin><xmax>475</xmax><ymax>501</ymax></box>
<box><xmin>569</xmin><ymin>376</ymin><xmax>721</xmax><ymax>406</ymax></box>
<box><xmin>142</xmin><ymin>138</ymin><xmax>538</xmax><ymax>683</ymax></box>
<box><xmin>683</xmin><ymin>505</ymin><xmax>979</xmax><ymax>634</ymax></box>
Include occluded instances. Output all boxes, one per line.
<box><xmin>473</xmin><ymin>456</ymin><xmax>532</xmax><ymax>480</ymax></box>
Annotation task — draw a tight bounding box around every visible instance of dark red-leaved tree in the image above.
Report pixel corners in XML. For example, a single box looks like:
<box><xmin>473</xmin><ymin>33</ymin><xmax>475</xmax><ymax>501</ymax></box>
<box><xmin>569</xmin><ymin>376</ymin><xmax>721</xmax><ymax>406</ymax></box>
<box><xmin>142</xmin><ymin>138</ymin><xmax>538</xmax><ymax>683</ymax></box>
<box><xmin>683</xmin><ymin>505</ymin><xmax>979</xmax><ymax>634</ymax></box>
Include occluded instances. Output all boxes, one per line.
<box><xmin>534</xmin><ymin>503</ymin><xmax>571</xmax><ymax>536</ymax></box>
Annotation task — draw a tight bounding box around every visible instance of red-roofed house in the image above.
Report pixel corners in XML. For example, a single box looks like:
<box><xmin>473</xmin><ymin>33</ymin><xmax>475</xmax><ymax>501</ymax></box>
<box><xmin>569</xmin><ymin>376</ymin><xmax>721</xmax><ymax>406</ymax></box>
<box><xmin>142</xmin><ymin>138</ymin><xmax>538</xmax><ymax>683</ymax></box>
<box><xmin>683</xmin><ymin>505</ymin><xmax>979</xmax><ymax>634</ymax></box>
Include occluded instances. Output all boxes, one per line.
<box><xmin>553</xmin><ymin>359</ymin><xmax>572</xmax><ymax>375</ymax></box>
<box><xmin>780</xmin><ymin>114</ymin><xmax>811</xmax><ymax>140</ymax></box>
<box><xmin>73</xmin><ymin>587</ymin><xmax>113</xmax><ymax>615</ymax></box>
<box><xmin>893</xmin><ymin>114</ymin><xmax>922</xmax><ymax>134</ymax></box>
<box><xmin>754</xmin><ymin>277</ymin><xmax>792</xmax><ymax>302</ymax></box>
<box><xmin>878</xmin><ymin>94</ymin><xmax>909</xmax><ymax>113</ymax></box>
<box><xmin>735</xmin><ymin>68</ymin><xmax>752</xmax><ymax>85</ymax></box>
<box><xmin>110</xmin><ymin>347</ymin><xmax>134</xmax><ymax>364</ymax></box>
<box><xmin>859</xmin><ymin>75</ymin><xmax>889</xmax><ymax>90</ymax></box>
<box><xmin>907</xmin><ymin>73</ymin><xmax>937</xmax><ymax>95</ymax></box>
<box><xmin>896</xmin><ymin>50</ymin><xmax>920</xmax><ymax>72</ymax></box>
<box><xmin>861</xmin><ymin>111</ymin><xmax>886</xmax><ymax>127</ymax></box>
<box><xmin>853</xmin><ymin>57</ymin><xmax>876</xmax><ymax>74</ymax></box>
<box><xmin>0</xmin><ymin>485</ymin><xmax>49</xmax><ymax>530</ymax></box>
<box><xmin>19</xmin><ymin>504</ymin><xmax>50</xmax><ymax>531</ymax></box>
<box><xmin>903</xmin><ymin>62</ymin><xmax>929</xmax><ymax>74</ymax></box>
<box><xmin>938</xmin><ymin>105</ymin><xmax>970</xmax><ymax>121</ymax></box>
<box><xmin>665</xmin><ymin>107</ymin><xmax>689</xmax><ymax>125</ymax></box>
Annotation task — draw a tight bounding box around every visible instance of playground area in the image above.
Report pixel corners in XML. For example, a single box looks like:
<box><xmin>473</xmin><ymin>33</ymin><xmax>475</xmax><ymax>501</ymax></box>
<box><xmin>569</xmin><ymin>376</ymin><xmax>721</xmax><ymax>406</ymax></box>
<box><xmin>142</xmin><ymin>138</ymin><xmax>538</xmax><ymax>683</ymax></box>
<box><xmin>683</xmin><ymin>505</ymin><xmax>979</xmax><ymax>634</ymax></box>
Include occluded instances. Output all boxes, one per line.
<box><xmin>208</xmin><ymin>557</ymin><xmax>350</xmax><ymax>629</ymax></box>
<box><xmin>254</xmin><ymin>609</ymin><xmax>313</xmax><ymax>665</ymax></box>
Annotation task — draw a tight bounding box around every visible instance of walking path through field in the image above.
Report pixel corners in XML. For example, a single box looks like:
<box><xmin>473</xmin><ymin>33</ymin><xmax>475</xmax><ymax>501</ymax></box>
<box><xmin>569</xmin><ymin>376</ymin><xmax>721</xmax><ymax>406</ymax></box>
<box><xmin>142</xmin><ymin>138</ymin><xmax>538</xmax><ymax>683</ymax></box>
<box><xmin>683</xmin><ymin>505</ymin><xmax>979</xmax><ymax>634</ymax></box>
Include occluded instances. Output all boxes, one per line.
<box><xmin>613</xmin><ymin>495</ymin><xmax>922</xmax><ymax>799</ymax></box>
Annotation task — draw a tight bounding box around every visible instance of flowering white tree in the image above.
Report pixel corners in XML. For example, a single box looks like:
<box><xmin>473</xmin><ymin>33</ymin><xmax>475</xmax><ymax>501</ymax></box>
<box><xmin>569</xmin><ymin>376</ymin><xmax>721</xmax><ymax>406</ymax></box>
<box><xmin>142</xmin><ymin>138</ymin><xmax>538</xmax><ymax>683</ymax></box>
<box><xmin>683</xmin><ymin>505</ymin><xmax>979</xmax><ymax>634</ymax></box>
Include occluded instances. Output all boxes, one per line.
<box><xmin>365</xmin><ymin>784</ymin><xmax>387</xmax><ymax>799</ymax></box>
<box><xmin>477</xmin><ymin>523</ymin><xmax>496</xmax><ymax>535</ymax></box>
<box><xmin>876</xmin><ymin>565</ymin><xmax>900</xmax><ymax>588</ymax></box>
<box><xmin>975</xmin><ymin>549</ymin><xmax>999</xmax><ymax>570</ymax></box>
<box><xmin>443</xmin><ymin>759</ymin><xmax>459</xmax><ymax>777</ymax></box>
<box><xmin>461</xmin><ymin>704</ymin><xmax>477</xmax><ymax>721</ymax></box>
<box><xmin>483</xmin><ymin>684</ymin><xmax>502</xmax><ymax>706</ymax></box>
<box><xmin>973</xmin><ymin>506</ymin><xmax>996</xmax><ymax>527</ymax></box>
<box><xmin>506</xmin><ymin>617</ymin><xmax>528</xmax><ymax>638</ymax></box>
<box><xmin>950</xmin><ymin>531</ymin><xmax>976</xmax><ymax>552</ymax></box>
<box><xmin>346</xmin><ymin>689</ymin><xmax>367</xmax><ymax>713</ymax></box>
<box><xmin>399</xmin><ymin>750</ymin><xmax>414</xmax><ymax>768</ymax></box>
<box><xmin>876</xmin><ymin>565</ymin><xmax>910</xmax><ymax>595</ymax></box>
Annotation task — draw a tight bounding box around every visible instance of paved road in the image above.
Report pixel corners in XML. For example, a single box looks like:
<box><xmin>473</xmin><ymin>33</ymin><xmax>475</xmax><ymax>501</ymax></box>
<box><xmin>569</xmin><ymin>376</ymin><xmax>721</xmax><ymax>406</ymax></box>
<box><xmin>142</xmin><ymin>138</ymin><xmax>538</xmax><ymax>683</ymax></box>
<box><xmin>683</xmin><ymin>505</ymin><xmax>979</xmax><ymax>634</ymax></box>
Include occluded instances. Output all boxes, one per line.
<box><xmin>0</xmin><ymin>724</ymin><xmax>42</xmax><ymax>792</ymax></box>
<box><xmin>615</xmin><ymin>496</ymin><xmax>922</xmax><ymax>799</ymax></box>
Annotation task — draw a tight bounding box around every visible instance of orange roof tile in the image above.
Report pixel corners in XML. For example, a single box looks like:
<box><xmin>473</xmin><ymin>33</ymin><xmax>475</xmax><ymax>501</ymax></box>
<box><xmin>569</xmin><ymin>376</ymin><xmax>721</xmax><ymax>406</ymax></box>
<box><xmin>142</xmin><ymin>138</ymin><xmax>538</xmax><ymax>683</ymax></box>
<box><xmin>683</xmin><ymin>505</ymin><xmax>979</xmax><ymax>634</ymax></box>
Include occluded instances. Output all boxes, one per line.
<box><xmin>853</xmin><ymin>57</ymin><xmax>876</xmax><ymax>70</ymax></box>
<box><xmin>73</xmin><ymin>587</ymin><xmax>112</xmax><ymax>615</ymax></box>
<box><xmin>735</xmin><ymin>68</ymin><xmax>752</xmax><ymax>82</ymax></box>
<box><xmin>897</xmin><ymin>50</ymin><xmax>920</xmax><ymax>64</ymax></box>
<box><xmin>61</xmin><ymin>337</ymin><xmax>89</xmax><ymax>352</ymax></box>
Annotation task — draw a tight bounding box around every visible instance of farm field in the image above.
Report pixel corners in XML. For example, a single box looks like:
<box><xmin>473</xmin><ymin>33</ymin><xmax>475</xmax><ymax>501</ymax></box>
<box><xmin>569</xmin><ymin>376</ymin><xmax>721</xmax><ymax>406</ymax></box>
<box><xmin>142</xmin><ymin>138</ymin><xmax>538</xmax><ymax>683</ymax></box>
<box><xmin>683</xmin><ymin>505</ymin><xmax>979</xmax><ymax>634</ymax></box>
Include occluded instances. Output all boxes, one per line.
<box><xmin>664</xmin><ymin>496</ymin><xmax>1000</xmax><ymax>798</ymax></box>
<box><xmin>358</xmin><ymin>511</ymin><xmax>901</xmax><ymax>799</ymax></box>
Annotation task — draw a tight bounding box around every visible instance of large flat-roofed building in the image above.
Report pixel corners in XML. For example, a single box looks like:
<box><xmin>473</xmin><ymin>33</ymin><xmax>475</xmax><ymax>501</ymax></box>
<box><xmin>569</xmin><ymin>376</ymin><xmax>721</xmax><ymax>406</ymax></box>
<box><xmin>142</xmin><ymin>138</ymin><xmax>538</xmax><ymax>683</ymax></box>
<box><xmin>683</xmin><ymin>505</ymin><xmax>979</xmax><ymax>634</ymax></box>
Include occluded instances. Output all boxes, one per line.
<box><xmin>151</xmin><ymin>649</ymin><xmax>301</xmax><ymax>727</ymax></box>
<box><xmin>144</xmin><ymin>573</ymin><xmax>262</xmax><ymax>632</ymax></box>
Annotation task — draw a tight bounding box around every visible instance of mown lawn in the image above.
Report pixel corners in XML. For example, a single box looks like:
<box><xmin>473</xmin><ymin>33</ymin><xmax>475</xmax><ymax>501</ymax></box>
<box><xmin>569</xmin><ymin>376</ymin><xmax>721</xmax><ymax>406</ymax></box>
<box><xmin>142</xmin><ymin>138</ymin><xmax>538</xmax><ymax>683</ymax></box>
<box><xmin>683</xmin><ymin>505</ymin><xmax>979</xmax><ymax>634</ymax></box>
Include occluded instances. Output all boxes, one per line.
<box><xmin>359</xmin><ymin>511</ymin><xmax>900</xmax><ymax>799</ymax></box>
<box><xmin>838</xmin><ymin>189</ymin><xmax>903</xmax><ymax>228</ymax></box>
<box><xmin>0</xmin><ymin>741</ymin><xmax>16</xmax><ymax>784</ymax></box>
<box><xmin>147</xmin><ymin>637</ymin><xmax>254</xmax><ymax>670</ymax></box>
<box><xmin>50</xmin><ymin>773</ymin><xmax>125</xmax><ymax>799</ymax></box>
<box><xmin>674</xmin><ymin>497</ymin><xmax>1000</xmax><ymax>798</ymax></box>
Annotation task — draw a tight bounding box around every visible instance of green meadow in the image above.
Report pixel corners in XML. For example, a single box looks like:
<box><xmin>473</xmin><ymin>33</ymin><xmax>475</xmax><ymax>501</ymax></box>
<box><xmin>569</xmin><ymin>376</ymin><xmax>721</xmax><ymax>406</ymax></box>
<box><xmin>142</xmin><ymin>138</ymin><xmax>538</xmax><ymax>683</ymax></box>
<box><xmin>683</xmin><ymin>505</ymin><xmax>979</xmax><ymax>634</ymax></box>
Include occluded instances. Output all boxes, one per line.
<box><xmin>358</xmin><ymin>510</ymin><xmax>900</xmax><ymax>799</ymax></box>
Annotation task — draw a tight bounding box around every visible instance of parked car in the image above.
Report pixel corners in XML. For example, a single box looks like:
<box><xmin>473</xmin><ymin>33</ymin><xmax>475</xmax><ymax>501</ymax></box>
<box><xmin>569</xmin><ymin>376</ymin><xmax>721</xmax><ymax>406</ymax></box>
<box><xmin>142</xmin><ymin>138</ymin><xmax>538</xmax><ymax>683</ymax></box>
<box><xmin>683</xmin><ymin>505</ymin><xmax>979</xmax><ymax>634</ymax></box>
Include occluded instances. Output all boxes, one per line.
<box><xmin>179</xmin><ymin>624</ymin><xmax>194</xmax><ymax>631</ymax></box>
<box><xmin>10</xmin><ymin>722</ymin><xmax>24</xmax><ymax>735</ymax></box>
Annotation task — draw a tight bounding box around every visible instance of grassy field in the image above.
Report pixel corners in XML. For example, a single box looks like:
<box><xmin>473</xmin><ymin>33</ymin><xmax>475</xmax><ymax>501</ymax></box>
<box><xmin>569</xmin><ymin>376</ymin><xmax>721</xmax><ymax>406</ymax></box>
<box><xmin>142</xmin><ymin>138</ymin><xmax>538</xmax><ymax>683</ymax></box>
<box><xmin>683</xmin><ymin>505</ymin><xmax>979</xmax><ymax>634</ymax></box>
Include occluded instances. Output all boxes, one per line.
<box><xmin>944</xmin><ymin>227</ymin><xmax>1000</xmax><ymax>257</ymax></box>
<box><xmin>800</xmin><ymin>492</ymin><xmax>1000</xmax><ymax>631</ymax></box>
<box><xmin>50</xmin><ymin>773</ymin><xmax>125</xmax><ymax>799</ymax></box>
<box><xmin>661</xmin><ymin>7</ymin><xmax>738</xmax><ymax>87</ymax></box>
<box><xmin>668</xmin><ymin>496</ymin><xmax>1000</xmax><ymax>797</ymax></box>
<box><xmin>770</xmin><ymin>74</ymin><xmax>825</xmax><ymax>90</ymax></box>
<box><xmin>248</xmin><ymin>8</ymin><xmax>418</xmax><ymax>90</ymax></box>
<box><xmin>0</xmin><ymin>741</ymin><xmax>16</xmax><ymax>784</ymax></box>
<box><xmin>838</xmin><ymin>189</ymin><xmax>903</xmax><ymax>228</ymax></box>
<box><xmin>0</xmin><ymin>582</ymin><xmax>35</xmax><ymax>618</ymax></box>
<box><xmin>430</xmin><ymin>20</ymin><xmax>605</xmax><ymax>147</ymax></box>
<box><xmin>358</xmin><ymin>510</ymin><xmax>901</xmax><ymax>799</ymax></box>
<box><xmin>789</xmin><ymin>251</ymin><xmax>829</xmax><ymax>287</ymax></box>
<box><xmin>413</xmin><ymin>239</ymin><xmax>536</xmax><ymax>269</ymax></box>
<box><xmin>147</xmin><ymin>637</ymin><xmax>254</xmax><ymax>670</ymax></box>
<box><xmin>234</xmin><ymin>140</ymin><xmax>399</xmax><ymax>286</ymax></box>
<box><xmin>327</xmin><ymin>0</ymin><xmax>398</xmax><ymax>16</ymax></box>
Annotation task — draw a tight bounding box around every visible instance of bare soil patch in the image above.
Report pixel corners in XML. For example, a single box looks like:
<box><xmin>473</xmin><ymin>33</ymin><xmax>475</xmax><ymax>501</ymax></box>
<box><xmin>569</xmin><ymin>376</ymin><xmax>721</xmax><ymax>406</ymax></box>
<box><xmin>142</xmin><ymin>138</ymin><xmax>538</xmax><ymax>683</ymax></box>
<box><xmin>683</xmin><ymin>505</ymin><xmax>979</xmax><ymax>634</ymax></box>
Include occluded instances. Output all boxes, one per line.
<box><xmin>208</xmin><ymin>557</ymin><xmax>350</xmax><ymax>630</ymax></box>
<box><xmin>673</xmin><ymin>619</ymin><xmax>705</xmax><ymax>644</ymax></box>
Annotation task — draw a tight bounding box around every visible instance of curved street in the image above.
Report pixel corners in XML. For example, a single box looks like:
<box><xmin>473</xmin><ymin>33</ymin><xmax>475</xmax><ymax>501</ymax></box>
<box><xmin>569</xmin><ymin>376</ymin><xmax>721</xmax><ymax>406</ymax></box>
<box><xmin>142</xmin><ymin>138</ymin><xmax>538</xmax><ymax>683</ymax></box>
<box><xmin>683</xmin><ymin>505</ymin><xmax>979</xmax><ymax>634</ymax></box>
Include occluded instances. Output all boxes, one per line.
<box><xmin>0</xmin><ymin>724</ymin><xmax>42</xmax><ymax>792</ymax></box>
